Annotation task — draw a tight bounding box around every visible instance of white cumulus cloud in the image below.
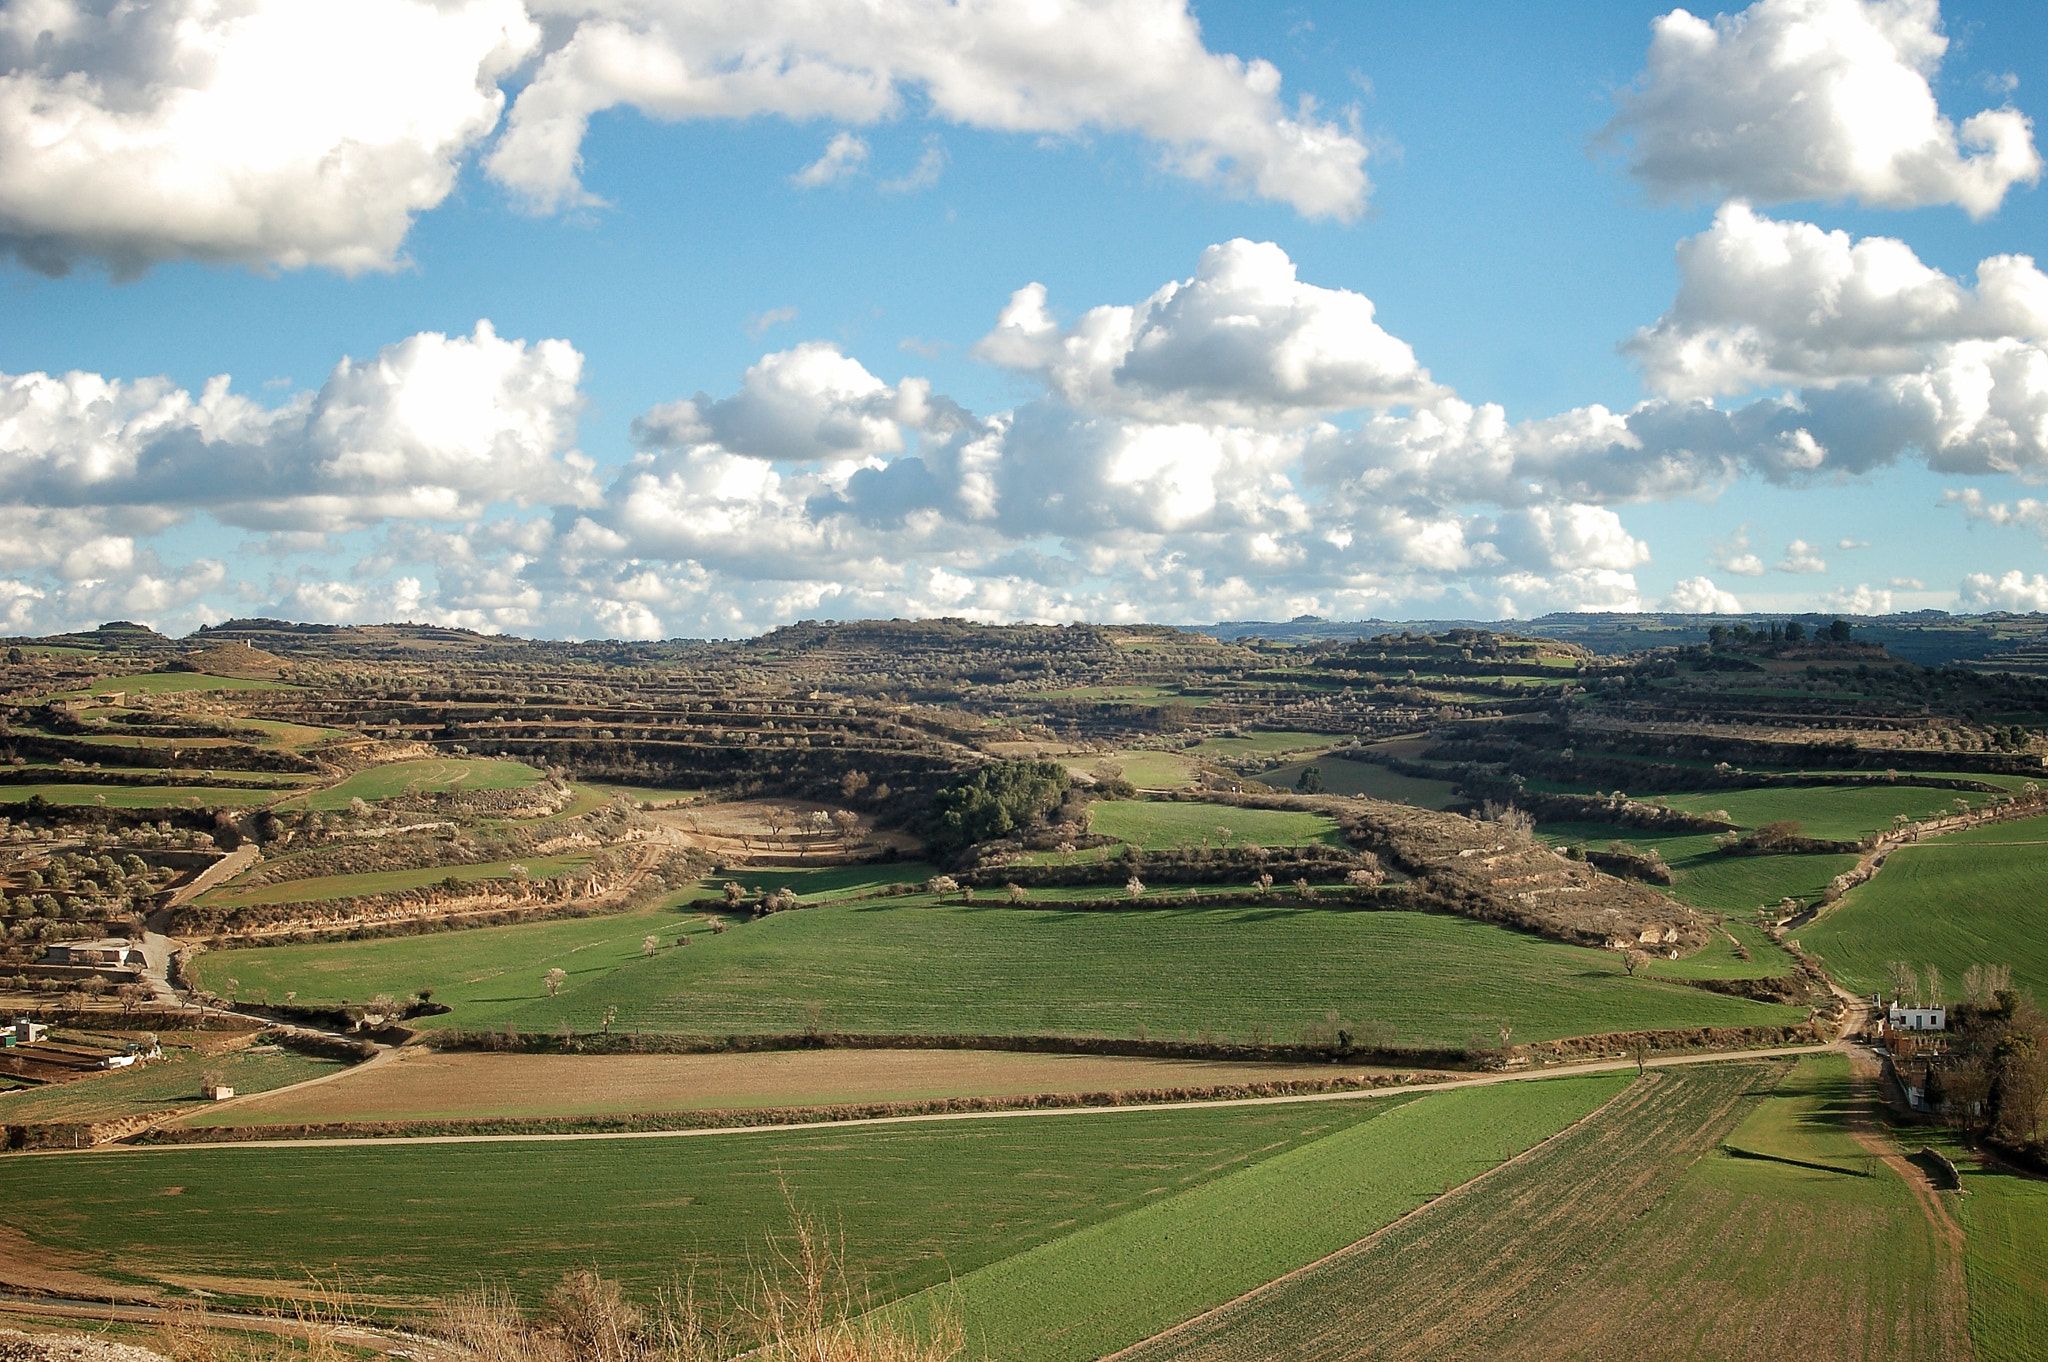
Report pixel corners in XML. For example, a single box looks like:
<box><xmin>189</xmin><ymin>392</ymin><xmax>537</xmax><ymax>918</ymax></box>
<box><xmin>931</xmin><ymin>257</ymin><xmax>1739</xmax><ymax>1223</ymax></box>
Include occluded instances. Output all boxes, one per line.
<box><xmin>1663</xmin><ymin>575</ymin><xmax>1744</xmax><ymax>612</ymax></box>
<box><xmin>1777</xmin><ymin>538</ymin><xmax>1828</xmax><ymax>573</ymax></box>
<box><xmin>1628</xmin><ymin>203</ymin><xmax>2048</xmax><ymax>399</ymax></box>
<box><xmin>492</xmin><ymin>0</ymin><xmax>1371</xmax><ymax>220</ymax></box>
<box><xmin>1960</xmin><ymin>569</ymin><xmax>2048</xmax><ymax>612</ymax></box>
<box><xmin>0</xmin><ymin>321</ymin><xmax>597</xmax><ymax>534</ymax></box>
<box><xmin>1606</xmin><ymin>0</ymin><xmax>2041</xmax><ymax>218</ymax></box>
<box><xmin>974</xmin><ymin>239</ymin><xmax>1439</xmax><ymax>426</ymax></box>
<box><xmin>1823</xmin><ymin>581</ymin><xmax>1893</xmax><ymax>613</ymax></box>
<box><xmin>0</xmin><ymin>0</ymin><xmax>537</xmax><ymax>275</ymax></box>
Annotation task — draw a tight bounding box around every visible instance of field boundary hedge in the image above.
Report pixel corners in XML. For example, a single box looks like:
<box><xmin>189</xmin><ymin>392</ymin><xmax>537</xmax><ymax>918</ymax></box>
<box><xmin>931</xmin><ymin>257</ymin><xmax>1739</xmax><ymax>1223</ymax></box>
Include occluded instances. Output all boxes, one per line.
<box><xmin>423</xmin><ymin>1021</ymin><xmax>1825</xmax><ymax>1070</ymax></box>
<box><xmin>131</xmin><ymin>1071</ymin><xmax>1451</xmax><ymax>1144</ymax></box>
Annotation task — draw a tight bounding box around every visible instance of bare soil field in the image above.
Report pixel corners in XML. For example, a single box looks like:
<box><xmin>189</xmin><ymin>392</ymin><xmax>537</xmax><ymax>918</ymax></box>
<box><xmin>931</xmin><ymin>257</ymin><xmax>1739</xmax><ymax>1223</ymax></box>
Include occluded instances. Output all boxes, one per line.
<box><xmin>177</xmin><ymin>1049</ymin><xmax>1388</xmax><ymax>1126</ymax></box>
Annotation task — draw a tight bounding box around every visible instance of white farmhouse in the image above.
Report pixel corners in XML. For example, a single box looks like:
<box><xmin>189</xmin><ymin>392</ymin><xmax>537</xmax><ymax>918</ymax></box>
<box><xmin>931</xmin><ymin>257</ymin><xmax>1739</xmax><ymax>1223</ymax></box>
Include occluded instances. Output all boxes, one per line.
<box><xmin>1887</xmin><ymin>1001</ymin><xmax>1947</xmax><ymax>1032</ymax></box>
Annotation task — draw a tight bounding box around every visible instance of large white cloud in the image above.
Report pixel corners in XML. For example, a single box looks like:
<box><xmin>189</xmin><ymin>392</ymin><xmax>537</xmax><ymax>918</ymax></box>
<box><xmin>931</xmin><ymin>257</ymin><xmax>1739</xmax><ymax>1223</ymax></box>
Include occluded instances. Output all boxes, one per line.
<box><xmin>973</xmin><ymin>239</ymin><xmax>1439</xmax><ymax>426</ymax></box>
<box><xmin>1606</xmin><ymin>0</ymin><xmax>2040</xmax><ymax>217</ymax></box>
<box><xmin>0</xmin><ymin>322</ymin><xmax>598</xmax><ymax>533</ymax></box>
<box><xmin>0</xmin><ymin>0</ymin><xmax>537</xmax><ymax>275</ymax></box>
<box><xmin>491</xmin><ymin>0</ymin><xmax>1370</xmax><ymax>220</ymax></box>
<box><xmin>1960</xmin><ymin>569</ymin><xmax>2048</xmax><ymax>612</ymax></box>
<box><xmin>1663</xmin><ymin>575</ymin><xmax>1744</xmax><ymax>612</ymax></box>
<box><xmin>1629</xmin><ymin>204</ymin><xmax>2048</xmax><ymax>398</ymax></box>
<box><xmin>24</xmin><ymin>238</ymin><xmax>2044</xmax><ymax>638</ymax></box>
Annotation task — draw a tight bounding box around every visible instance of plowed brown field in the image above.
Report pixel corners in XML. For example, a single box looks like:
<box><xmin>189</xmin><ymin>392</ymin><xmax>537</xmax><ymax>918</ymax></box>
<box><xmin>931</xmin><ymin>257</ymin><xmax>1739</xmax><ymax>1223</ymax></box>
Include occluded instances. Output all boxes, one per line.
<box><xmin>180</xmin><ymin>1048</ymin><xmax>1393</xmax><ymax>1126</ymax></box>
<box><xmin>1118</xmin><ymin>1060</ymin><xmax>1968</xmax><ymax>1362</ymax></box>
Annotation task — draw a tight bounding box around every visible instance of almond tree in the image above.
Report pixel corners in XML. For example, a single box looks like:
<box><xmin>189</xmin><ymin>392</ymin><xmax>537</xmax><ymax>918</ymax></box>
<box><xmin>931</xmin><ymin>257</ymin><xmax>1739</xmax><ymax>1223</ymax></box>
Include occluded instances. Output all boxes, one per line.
<box><xmin>544</xmin><ymin>967</ymin><xmax>567</xmax><ymax>996</ymax></box>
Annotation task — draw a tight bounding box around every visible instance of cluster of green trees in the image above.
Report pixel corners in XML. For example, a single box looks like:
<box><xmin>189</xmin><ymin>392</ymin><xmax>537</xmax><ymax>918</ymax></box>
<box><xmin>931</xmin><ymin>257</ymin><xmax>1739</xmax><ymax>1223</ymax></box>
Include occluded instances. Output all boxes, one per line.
<box><xmin>926</xmin><ymin>760</ymin><xmax>1073</xmax><ymax>853</ymax></box>
<box><xmin>1707</xmin><ymin>619</ymin><xmax>1854</xmax><ymax>648</ymax></box>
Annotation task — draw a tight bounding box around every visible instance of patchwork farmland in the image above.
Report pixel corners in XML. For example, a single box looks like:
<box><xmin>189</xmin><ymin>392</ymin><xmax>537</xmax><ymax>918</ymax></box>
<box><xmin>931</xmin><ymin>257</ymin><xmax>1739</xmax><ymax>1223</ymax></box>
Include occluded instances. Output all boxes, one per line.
<box><xmin>3</xmin><ymin>614</ymin><xmax>2046</xmax><ymax>1361</ymax></box>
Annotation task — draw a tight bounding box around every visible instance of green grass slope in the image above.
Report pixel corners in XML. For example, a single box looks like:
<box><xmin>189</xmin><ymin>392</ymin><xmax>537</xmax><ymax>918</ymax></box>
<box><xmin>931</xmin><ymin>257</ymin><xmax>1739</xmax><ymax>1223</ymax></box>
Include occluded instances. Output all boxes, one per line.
<box><xmin>920</xmin><ymin>1074</ymin><xmax>1628</xmax><ymax>1362</ymax></box>
<box><xmin>492</xmin><ymin>903</ymin><xmax>1802</xmax><ymax>1047</ymax></box>
<box><xmin>1802</xmin><ymin>816</ymin><xmax>2048</xmax><ymax>998</ymax></box>
<box><xmin>0</xmin><ymin>1102</ymin><xmax>1396</xmax><ymax>1311</ymax></box>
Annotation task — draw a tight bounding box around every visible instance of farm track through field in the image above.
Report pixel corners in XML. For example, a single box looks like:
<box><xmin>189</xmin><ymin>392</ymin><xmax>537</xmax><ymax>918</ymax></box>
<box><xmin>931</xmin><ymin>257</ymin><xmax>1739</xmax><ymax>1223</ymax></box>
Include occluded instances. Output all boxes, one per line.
<box><xmin>1115</xmin><ymin>1063</ymin><xmax>1781</xmax><ymax>1362</ymax></box>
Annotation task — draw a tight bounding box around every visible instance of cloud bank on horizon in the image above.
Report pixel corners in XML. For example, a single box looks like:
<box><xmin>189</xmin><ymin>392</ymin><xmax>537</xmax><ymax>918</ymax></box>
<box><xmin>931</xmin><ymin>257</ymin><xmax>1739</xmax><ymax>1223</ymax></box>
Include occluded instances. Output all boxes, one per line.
<box><xmin>0</xmin><ymin>0</ymin><xmax>2043</xmax><ymax>639</ymax></box>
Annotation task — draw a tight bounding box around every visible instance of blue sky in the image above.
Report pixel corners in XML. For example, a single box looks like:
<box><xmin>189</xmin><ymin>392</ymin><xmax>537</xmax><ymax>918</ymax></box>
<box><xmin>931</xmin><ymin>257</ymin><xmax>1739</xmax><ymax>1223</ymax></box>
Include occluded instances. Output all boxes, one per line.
<box><xmin>2</xmin><ymin>0</ymin><xmax>2047</xmax><ymax>637</ymax></box>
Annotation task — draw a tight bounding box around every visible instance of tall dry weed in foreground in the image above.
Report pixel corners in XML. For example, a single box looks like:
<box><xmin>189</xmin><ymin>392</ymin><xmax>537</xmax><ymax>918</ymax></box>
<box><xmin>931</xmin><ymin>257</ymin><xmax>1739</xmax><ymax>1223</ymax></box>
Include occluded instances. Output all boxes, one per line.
<box><xmin>147</xmin><ymin>1205</ymin><xmax>959</xmax><ymax>1362</ymax></box>
<box><xmin>153</xmin><ymin>1287</ymin><xmax>358</xmax><ymax>1362</ymax></box>
<box><xmin>429</xmin><ymin>1202</ymin><xmax>962</xmax><ymax>1362</ymax></box>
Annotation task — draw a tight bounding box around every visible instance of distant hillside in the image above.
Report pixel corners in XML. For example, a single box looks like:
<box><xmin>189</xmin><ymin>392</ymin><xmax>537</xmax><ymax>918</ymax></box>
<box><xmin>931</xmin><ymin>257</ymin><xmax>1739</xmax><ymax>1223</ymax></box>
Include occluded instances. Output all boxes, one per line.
<box><xmin>1207</xmin><ymin>611</ymin><xmax>2048</xmax><ymax>672</ymax></box>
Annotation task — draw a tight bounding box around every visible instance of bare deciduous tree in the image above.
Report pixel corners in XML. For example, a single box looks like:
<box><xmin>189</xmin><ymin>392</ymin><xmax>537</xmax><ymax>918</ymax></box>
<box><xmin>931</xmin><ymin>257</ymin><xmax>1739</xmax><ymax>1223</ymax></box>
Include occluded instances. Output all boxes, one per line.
<box><xmin>1622</xmin><ymin>948</ymin><xmax>1649</xmax><ymax>978</ymax></box>
<box><xmin>1887</xmin><ymin>959</ymin><xmax>1922</xmax><ymax>1002</ymax></box>
<box><xmin>543</xmin><ymin>967</ymin><xmax>566</xmax><ymax>996</ymax></box>
<box><xmin>641</xmin><ymin>934</ymin><xmax>660</xmax><ymax>957</ymax></box>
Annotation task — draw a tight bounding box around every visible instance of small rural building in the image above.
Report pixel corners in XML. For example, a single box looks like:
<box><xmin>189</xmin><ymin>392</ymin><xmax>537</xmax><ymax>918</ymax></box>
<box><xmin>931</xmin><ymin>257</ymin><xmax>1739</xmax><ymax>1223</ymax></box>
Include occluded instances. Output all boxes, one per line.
<box><xmin>1888</xmin><ymin>1002</ymin><xmax>1947</xmax><ymax>1032</ymax></box>
<box><xmin>8</xmin><ymin>1018</ymin><xmax>47</xmax><ymax>1045</ymax></box>
<box><xmin>39</xmin><ymin>939</ymin><xmax>147</xmax><ymax>969</ymax></box>
<box><xmin>201</xmin><ymin>1080</ymin><xmax>235</xmax><ymax>1100</ymax></box>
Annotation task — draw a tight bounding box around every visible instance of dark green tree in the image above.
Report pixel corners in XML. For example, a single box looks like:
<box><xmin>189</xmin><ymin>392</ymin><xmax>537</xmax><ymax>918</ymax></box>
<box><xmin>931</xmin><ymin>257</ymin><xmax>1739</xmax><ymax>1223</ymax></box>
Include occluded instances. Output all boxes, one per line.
<box><xmin>927</xmin><ymin>760</ymin><xmax>1072</xmax><ymax>852</ymax></box>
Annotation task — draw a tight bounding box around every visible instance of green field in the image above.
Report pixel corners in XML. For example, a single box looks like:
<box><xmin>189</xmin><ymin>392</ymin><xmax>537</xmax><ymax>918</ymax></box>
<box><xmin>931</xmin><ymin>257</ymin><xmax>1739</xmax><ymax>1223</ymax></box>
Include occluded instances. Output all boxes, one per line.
<box><xmin>196</xmin><ymin>852</ymin><xmax>593</xmax><ymax>908</ymax></box>
<box><xmin>0</xmin><ymin>1039</ymin><xmax>338</xmax><ymax>1123</ymax></box>
<box><xmin>1191</xmin><ymin>731</ymin><xmax>1350</xmax><ymax>758</ymax></box>
<box><xmin>282</xmin><ymin>757</ymin><xmax>543</xmax><ymax>810</ymax></box>
<box><xmin>707</xmin><ymin>863</ymin><xmax>940</xmax><ymax>901</ymax></box>
<box><xmin>190</xmin><ymin>900</ymin><xmax>1802</xmax><ymax>1045</ymax></box>
<box><xmin>1642</xmin><ymin>920</ymin><xmax>1801</xmax><ymax>982</ymax></box>
<box><xmin>46</xmin><ymin>672</ymin><xmax>291</xmax><ymax>699</ymax></box>
<box><xmin>915</xmin><ymin>1074</ymin><xmax>1628</xmax><ymax>1362</ymax></box>
<box><xmin>1539</xmin><ymin>821</ymin><xmax>1860</xmax><ymax>916</ymax></box>
<box><xmin>1719</xmin><ymin>1054</ymin><xmax>1879</xmax><ymax>1175</ymax></box>
<box><xmin>1067</xmin><ymin>750</ymin><xmax>1201</xmax><ymax>790</ymax></box>
<box><xmin>500</xmin><ymin>903</ymin><xmax>1801</xmax><ymax>1046</ymax></box>
<box><xmin>1257</xmin><ymin>756</ymin><xmax>1460</xmax><ymax>808</ymax></box>
<box><xmin>1802</xmin><ymin>816</ymin><xmax>2048</xmax><ymax>998</ymax></box>
<box><xmin>0</xmin><ymin>783</ymin><xmax>291</xmax><ymax>809</ymax></box>
<box><xmin>1087</xmin><ymin>800</ymin><xmax>1341</xmax><ymax>851</ymax></box>
<box><xmin>187</xmin><ymin>897</ymin><xmax>693</xmax><ymax>1011</ymax></box>
<box><xmin>1959</xmin><ymin>1154</ymin><xmax>2048</xmax><ymax>1362</ymax></box>
<box><xmin>1123</xmin><ymin>1059</ymin><xmax>1967</xmax><ymax>1362</ymax></box>
<box><xmin>0</xmin><ymin>1101</ymin><xmax>1402</xmax><ymax>1310</ymax></box>
<box><xmin>1651</xmin><ymin>783</ymin><xmax>1998</xmax><ymax>840</ymax></box>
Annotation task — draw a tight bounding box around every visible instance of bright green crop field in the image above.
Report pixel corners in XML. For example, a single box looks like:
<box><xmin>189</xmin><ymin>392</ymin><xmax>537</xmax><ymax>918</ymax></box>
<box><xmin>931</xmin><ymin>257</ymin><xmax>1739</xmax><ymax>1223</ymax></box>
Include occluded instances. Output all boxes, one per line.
<box><xmin>1538</xmin><ymin>820</ymin><xmax>1860</xmax><ymax>916</ymax></box>
<box><xmin>1802</xmin><ymin>816</ymin><xmax>2048</xmax><ymax>998</ymax></box>
<box><xmin>0</xmin><ymin>783</ymin><xmax>291</xmax><ymax>809</ymax></box>
<box><xmin>196</xmin><ymin>852</ymin><xmax>592</xmax><ymax>909</ymax></box>
<box><xmin>1189</xmin><ymin>731</ymin><xmax>1350</xmax><ymax>758</ymax></box>
<box><xmin>1086</xmin><ymin>800</ymin><xmax>1341</xmax><ymax>851</ymax></box>
<box><xmin>0</xmin><ymin>1101</ymin><xmax>1400</xmax><ymax>1311</ymax></box>
<box><xmin>282</xmin><ymin>757</ymin><xmax>543</xmax><ymax>810</ymax></box>
<box><xmin>45</xmin><ymin>672</ymin><xmax>292</xmax><ymax>699</ymax></box>
<box><xmin>1651</xmin><ymin>783</ymin><xmax>1998</xmax><ymax>840</ymax></box>
<box><xmin>494</xmin><ymin>903</ymin><xmax>1801</xmax><ymax>1047</ymax></box>
<box><xmin>1958</xmin><ymin>1153</ymin><xmax>2048</xmax><ymax>1362</ymax></box>
<box><xmin>187</xmin><ymin>900</ymin><xmax>1802</xmax><ymax>1045</ymax></box>
<box><xmin>0</xmin><ymin>1040</ymin><xmax>338</xmax><ymax>1123</ymax></box>
<box><xmin>186</xmin><ymin>896</ymin><xmax>695</xmax><ymax>1010</ymax></box>
<box><xmin>1257</xmin><ymin>756</ymin><xmax>1461</xmax><ymax>808</ymax></box>
<box><xmin>910</xmin><ymin>1073</ymin><xmax>1628</xmax><ymax>1362</ymax></box>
